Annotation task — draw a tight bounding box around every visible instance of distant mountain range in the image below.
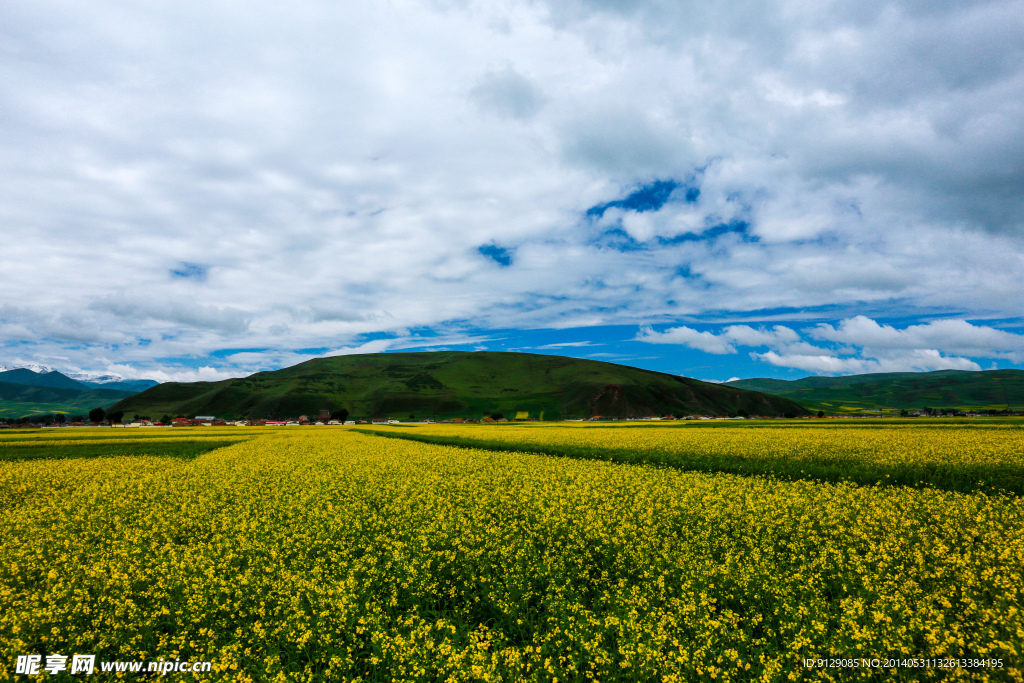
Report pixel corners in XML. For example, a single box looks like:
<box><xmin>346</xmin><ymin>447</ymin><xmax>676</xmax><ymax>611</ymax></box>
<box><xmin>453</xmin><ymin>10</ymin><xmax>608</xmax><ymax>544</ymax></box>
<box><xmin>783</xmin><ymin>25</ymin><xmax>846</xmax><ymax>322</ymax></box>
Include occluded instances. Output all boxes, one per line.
<box><xmin>0</xmin><ymin>363</ymin><xmax>65</xmax><ymax>375</ymax></box>
<box><xmin>725</xmin><ymin>369</ymin><xmax>1024</xmax><ymax>412</ymax></box>
<box><xmin>0</xmin><ymin>367</ymin><xmax>159</xmax><ymax>418</ymax></box>
<box><xmin>110</xmin><ymin>351</ymin><xmax>809</xmax><ymax>420</ymax></box>
<box><xmin>0</xmin><ymin>368</ymin><xmax>88</xmax><ymax>390</ymax></box>
<box><xmin>0</xmin><ymin>367</ymin><xmax>159</xmax><ymax>393</ymax></box>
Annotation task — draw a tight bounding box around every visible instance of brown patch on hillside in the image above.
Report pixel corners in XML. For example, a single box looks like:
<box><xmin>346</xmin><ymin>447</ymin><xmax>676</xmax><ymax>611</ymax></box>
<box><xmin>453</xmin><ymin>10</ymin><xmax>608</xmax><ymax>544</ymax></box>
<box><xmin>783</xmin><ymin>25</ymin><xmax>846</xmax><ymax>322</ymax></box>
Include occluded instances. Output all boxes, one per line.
<box><xmin>589</xmin><ymin>384</ymin><xmax>639</xmax><ymax>417</ymax></box>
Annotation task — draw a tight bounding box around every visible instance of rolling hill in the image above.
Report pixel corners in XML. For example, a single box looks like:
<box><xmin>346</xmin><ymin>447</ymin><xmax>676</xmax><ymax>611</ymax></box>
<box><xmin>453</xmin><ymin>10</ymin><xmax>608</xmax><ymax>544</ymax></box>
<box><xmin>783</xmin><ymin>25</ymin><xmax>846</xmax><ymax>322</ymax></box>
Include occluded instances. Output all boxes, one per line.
<box><xmin>0</xmin><ymin>381</ymin><xmax>136</xmax><ymax>419</ymax></box>
<box><xmin>0</xmin><ymin>368</ymin><xmax>158</xmax><ymax>419</ymax></box>
<box><xmin>110</xmin><ymin>351</ymin><xmax>809</xmax><ymax>420</ymax></box>
<box><xmin>726</xmin><ymin>369</ymin><xmax>1024</xmax><ymax>413</ymax></box>
<box><xmin>0</xmin><ymin>368</ymin><xmax>89</xmax><ymax>390</ymax></box>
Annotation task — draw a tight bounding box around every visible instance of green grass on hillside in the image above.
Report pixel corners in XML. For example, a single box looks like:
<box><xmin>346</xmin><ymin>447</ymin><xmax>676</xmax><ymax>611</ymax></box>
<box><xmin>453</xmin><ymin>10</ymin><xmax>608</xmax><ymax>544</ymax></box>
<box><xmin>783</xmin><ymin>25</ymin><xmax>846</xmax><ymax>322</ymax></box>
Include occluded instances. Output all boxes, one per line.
<box><xmin>0</xmin><ymin>381</ymin><xmax>135</xmax><ymax>419</ymax></box>
<box><xmin>111</xmin><ymin>351</ymin><xmax>808</xmax><ymax>420</ymax></box>
<box><xmin>728</xmin><ymin>369</ymin><xmax>1024</xmax><ymax>413</ymax></box>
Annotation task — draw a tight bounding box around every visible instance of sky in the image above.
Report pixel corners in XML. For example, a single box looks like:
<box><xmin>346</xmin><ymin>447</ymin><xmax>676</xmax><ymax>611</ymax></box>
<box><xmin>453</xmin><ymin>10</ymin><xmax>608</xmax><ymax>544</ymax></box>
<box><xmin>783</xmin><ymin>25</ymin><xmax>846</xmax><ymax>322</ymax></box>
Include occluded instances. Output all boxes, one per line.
<box><xmin>2</xmin><ymin>0</ymin><xmax>1023</xmax><ymax>383</ymax></box>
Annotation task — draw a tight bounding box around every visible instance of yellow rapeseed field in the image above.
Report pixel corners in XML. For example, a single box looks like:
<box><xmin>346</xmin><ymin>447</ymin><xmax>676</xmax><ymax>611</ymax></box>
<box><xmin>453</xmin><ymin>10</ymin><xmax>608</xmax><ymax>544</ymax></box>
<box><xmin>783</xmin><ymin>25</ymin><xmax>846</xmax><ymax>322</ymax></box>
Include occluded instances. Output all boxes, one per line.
<box><xmin>0</xmin><ymin>425</ymin><xmax>1021</xmax><ymax>681</ymax></box>
<box><xmin>366</xmin><ymin>420</ymin><xmax>1024</xmax><ymax>473</ymax></box>
<box><xmin>360</xmin><ymin>421</ymin><xmax>1024</xmax><ymax>494</ymax></box>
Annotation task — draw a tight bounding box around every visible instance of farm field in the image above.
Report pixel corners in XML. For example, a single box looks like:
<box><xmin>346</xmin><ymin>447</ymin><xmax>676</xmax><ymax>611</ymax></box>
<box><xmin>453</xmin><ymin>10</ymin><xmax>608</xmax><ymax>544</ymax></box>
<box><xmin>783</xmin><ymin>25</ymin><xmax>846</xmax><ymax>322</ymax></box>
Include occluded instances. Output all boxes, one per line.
<box><xmin>1</xmin><ymin>424</ymin><xmax>1022</xmax><ymax>682</ymax></box>
<box><xmin>358</xmin><ymin>420</ymin><xmax>1024</xmax><ymax>495</ymax></box>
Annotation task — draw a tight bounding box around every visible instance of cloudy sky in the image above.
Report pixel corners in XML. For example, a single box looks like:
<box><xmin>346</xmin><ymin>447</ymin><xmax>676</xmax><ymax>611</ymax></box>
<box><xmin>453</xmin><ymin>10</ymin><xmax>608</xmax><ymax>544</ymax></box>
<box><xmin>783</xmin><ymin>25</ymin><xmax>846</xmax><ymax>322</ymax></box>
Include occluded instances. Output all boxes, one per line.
<box><xmin>2</xmin><ymin>0</ymin><xmax>1023</xmax><ymax>382</ymax></box>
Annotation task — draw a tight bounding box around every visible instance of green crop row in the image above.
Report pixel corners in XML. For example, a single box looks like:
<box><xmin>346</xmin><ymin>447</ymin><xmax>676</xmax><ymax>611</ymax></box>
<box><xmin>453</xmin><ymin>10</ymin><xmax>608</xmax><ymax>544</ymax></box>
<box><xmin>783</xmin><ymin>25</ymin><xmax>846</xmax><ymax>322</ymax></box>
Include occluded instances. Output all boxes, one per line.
<box><xmin>356</xmin><ymin>423</ymin><xmax>1024</xmax><ymax>495</ymax></box>
<box><xmin>0</xmin><ymin>437</ymin><xmax>248</xmax><ymax>462</ymax></box>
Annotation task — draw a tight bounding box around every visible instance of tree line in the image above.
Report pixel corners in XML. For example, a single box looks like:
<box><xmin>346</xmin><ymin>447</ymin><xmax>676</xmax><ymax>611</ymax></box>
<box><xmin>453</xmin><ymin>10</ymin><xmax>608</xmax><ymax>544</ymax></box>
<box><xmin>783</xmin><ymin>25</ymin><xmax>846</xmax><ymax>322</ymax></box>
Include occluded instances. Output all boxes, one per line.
<box><xmin>0</xmin><ymin>407</ymin><xmax>179</xmax><ymax>426</ymax></box>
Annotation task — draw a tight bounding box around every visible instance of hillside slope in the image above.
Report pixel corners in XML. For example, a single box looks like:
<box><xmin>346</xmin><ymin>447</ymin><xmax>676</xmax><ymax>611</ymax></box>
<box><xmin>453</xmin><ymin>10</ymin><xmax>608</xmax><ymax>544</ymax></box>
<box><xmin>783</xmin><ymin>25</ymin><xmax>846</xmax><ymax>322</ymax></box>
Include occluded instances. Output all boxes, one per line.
<box><xmin>726</xmin><ymin>369</ymin><xmax>1024</xmax><ymax>412</ymax></box>
<box><xmin>0</xmin><ymin>369</ymin><xmax>89</xmax><ymax>390</ymax></box>
<box><xmin>111</xmin><ymin>351</ymin><xmax>809</xmax><ymax>420</ymax></box>
<box><xmin>0</xmin><ymin>382</ymin><xmax>135</xmax><ymax>418</ymax></box>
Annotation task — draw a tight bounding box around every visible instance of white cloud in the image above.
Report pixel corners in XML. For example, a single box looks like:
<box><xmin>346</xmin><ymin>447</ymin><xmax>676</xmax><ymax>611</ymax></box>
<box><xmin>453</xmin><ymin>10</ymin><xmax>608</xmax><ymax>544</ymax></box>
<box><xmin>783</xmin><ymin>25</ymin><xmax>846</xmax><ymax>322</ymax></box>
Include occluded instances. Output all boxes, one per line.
<box><xmin>753</xmin><ymin>349</ymin><xmax>981</xmax><ymax>375</ymax></box>
<box><xmin>322</xmin><ymin>339</ymin><xmax>404</xmax><ymax>358</ymax></box>
<box><xmin>635</xmin><ymin>324</ymin><xmax>801</xmax><ymax>354</ymax></box>
<box><xmin>536</xmin><ymin>341</ymin><xmax>597</xmax><ymax>348</ymax></box>
<box><xmin>812</xmin><ymin>316</ymin><xmax>1024</xmax><ymax>361</ymax></box>
<box><xmin>93</xmin><ymin>364</ymin><xmax>244</xmax><ymax>383</ymax></box>
<box><xmin>1</xmin><ymin>0</ymin><xmax>1023</xmax><ymax>376</ymax></box>
<box><xmin>638</xmin><ymin>315</ymin><xmax>1020</xmax><ymax>375</ymax></box>
<box><xmin>469</xmin><ymin>66</ymin><xmax>546</xmax><ymax>120</ymax></box>
<box><xmin>322</xmin><ymin>333</ymin><xmax>495</xmax><ymax>358</ymax></box>
<box><xmin>636</xmin><ymin>325</ymin><xmax>738</xmax><ymax>354</ymax></box>
<box><xmin>721</xmin><ymin>325</ymin><xmax>801</xmax><ymax>348</ymax></box>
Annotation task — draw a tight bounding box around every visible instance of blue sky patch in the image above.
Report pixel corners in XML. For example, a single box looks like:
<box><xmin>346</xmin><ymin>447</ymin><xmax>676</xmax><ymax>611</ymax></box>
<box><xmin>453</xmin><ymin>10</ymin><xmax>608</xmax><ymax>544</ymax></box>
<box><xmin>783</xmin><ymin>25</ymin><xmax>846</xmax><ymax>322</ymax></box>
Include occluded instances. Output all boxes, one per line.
<box><xmin>657</xmin><ymin>221</ymin><xmax>754</xmax><ymax>246</ymax></box>
<box><xmin>478</xmin><ymin>244</ymin><xmax>513</xmax><ymax>266</ymax></box>
<box><xmin>590</xmin><ymin>220</ymin><xmax>752</xmax><ymax>252</ymax></box>
<box><xmin>586</xmin><ymin>179</ymin><xmax>690</xmax><ymax>219</ymax></box>
<box><xmin>592</xmin><ymin>228</ymin><xmax>646</xmax><ymax>251</ymax></box>
<box><xmin>170</xmin><ymin>262</ymin><xmax>207</xmax><ymax>280</ymax></box>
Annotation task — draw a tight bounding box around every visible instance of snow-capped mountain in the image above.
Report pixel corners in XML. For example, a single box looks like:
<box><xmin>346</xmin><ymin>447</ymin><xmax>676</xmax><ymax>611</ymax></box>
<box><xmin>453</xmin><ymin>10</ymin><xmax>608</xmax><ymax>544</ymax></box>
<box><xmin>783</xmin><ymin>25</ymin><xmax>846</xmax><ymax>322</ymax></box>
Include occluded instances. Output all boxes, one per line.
<box><xmin>65</xmin><ymin>372</ymin><xmax>159</xmax><ymax>390</ymax></box>
<box><xmin>1</xmin><ymin>365</ymin><xmax>159</xmax><ymax>391</ymax></box>
<box><xmin>66</xmin><ymin>372</ymin><xmax>127</xmax><ymax>384</ymax></box>
<box><xmin>0</xmin><ymin>363</ymin><xmax>55</xmax><ymax>374</ymax></box>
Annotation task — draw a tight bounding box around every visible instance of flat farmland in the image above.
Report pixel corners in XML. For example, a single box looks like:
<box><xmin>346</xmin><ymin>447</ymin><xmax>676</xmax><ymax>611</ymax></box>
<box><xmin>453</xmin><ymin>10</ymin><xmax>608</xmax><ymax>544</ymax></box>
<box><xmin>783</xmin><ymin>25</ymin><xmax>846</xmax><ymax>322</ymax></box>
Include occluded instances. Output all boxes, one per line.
<box><xmin>356</xmin><ymin>420</ymin><xmax>1024</xmax><ymax>494</ymax></box>
<box><xmin>0</xmin><ymin>424</ymin><xmax>1021</xmax><ymax>681</ymax></box>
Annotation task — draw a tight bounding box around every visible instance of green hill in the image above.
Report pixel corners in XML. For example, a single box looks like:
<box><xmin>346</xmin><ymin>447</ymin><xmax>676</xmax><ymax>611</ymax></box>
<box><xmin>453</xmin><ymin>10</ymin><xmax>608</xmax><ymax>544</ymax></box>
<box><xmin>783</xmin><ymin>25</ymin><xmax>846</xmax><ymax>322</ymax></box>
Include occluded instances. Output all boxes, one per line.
<box><xmin>110</xmin><ymin>351</ymin><xmax>809</xmax><ymax>420</ymax></box>
<box><xmin>0</xmin><ymin>368</ymin><xmax>89</xmax><ymax>391</ymax></box>
<box><xmin>0</xmin><ymin>381</ymin><xmax>135</xmax><ymax>419</ymax></box>
<box><xmin>726</xmin><ymin>369</ymin><xmax>1024</xmax><ymax>413</ymax></box>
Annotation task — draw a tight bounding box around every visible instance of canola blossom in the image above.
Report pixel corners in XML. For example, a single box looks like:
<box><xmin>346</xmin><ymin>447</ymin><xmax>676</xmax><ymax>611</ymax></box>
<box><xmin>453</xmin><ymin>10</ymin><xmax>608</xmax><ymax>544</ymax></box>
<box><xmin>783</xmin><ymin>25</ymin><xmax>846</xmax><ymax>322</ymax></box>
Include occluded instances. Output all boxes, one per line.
<box><xmin>360</xmin><ymin>422</ymin><xmax>1024</xmax><ymax>494</ymax></box>
<box><xmin>0</xmin><ymin>426</ymin><xmax>1021</xmax><ymax>682</ymax></box>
